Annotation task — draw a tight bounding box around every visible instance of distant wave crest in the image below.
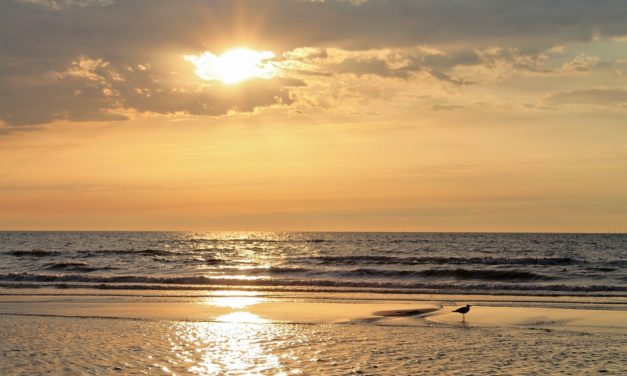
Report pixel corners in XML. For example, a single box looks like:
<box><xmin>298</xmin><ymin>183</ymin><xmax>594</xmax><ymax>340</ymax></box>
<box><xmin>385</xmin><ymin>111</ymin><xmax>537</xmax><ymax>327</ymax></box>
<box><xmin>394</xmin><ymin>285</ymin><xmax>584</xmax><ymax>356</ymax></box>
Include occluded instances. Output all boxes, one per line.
<box><xmin>299</xmin><ymin>255</ymin><xmax>581</xmax><ymax>266</ymax></box>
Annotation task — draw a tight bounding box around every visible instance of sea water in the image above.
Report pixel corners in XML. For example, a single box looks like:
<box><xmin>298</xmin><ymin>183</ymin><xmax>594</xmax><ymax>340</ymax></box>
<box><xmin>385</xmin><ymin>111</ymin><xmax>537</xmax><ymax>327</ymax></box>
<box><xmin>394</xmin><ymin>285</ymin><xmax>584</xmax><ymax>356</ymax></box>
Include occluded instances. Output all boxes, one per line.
<box><xmin>1</xmin><ymin>232</ymin><xmax>625</xmax><ymax>296</ymax></box>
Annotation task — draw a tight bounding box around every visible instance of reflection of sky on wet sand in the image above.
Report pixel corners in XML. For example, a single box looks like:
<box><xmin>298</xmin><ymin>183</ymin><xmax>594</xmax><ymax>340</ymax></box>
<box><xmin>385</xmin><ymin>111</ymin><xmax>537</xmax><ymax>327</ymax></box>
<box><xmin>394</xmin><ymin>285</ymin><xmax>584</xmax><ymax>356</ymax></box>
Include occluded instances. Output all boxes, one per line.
<box><xmin>216</xmin><ymin>311</ymin><xmax>268</xmax><ymax>324</ymax></box>
<box><xmin>169</xmin><ymin>314</ymin><xmax>298</xmax><ymax>375</ymax></box>
<box><xmin>206</xmin><ymin>296</ymin><xmax>265</xmax><ymax>309</ymax></box>
<box><xmin>168</xmin><ymin>290</ymin><xmax>292</xmax><ymax>374</ymax></box>
<box><xmin>167</xmin><ymin>290</ymin><xmax>289</xmax><ymax>374</ymax></box>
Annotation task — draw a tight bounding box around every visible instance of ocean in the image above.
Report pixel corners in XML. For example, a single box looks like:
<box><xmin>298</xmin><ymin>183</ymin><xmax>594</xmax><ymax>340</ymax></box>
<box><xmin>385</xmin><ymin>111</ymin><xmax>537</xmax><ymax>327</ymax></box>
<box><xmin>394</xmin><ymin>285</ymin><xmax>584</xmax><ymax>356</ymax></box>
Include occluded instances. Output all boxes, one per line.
<box><xmin>1</xmin><ymin>232</ymin><xmax>625</xmax><ymax>296</ymax></box>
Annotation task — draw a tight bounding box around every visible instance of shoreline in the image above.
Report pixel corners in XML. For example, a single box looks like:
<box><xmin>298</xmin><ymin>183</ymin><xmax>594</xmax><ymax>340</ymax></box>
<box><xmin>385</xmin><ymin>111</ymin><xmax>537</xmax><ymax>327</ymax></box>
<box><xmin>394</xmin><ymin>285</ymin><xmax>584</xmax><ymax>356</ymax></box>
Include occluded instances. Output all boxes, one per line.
<box><xmin>3</xmin><ymin>286</ymin><xmax>627</xmax><ymax>305</ymax></box>
<box><xmin>2</xmin><ymin>289</ymin><xmax>626</xmax><ymax>333</ymax></box>
<box><xmin>2</xmin><ymin>283</ymin><xmax>626</xmax><ymax>298</ymax></box>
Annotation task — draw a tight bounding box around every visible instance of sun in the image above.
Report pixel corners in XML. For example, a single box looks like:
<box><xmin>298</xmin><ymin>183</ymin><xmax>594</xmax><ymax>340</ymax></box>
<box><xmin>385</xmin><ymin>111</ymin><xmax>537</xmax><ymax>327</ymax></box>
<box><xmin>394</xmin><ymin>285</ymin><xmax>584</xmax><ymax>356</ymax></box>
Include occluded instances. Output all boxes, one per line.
<box><xmin>184</xmin><ymin>48</ymin><xmax>277</xmax><ymax>84</ymax></box>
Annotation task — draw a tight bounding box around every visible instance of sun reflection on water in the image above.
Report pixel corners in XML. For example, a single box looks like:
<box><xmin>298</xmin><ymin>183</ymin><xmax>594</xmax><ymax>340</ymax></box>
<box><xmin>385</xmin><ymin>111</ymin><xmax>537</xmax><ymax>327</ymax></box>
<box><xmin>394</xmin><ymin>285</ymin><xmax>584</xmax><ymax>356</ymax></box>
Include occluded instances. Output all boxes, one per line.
<box><xmin>169</xmin><ymin>288</ymin><xmax>293</xmax><ymax>375</ymax></box>
<box><xmin>208</xmin><ymin>296</ymin><xmax>265</xmax><ymax>309</ymax></box>
<box><xmin>170</xmin><ymin>312</ymin><xmax>291</xmax><ymax>375</ymax></box>
<box><xmin>216</xmin><ymin>311</ymin><xmax>268</xmax><ymax>324</ymax></box>
<box><xmin>205</xmin><ymin>290</ymin><xmax>266</xmax><ymax>309</ymax></box>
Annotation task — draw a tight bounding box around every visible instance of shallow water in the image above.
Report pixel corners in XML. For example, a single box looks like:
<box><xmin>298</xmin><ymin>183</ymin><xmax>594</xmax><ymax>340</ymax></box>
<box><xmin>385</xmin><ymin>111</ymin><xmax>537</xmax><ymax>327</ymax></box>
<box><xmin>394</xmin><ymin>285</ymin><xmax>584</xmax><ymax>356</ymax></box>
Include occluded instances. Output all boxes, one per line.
<box><xmin>1</xmin><ymin>232</ymin><xmax>626</xmax><ymax>296</ymax></box>
<box><xmin>1</xmin><ymin>315</ymin><xmax>624</xmax><ymax>375</ymax></box>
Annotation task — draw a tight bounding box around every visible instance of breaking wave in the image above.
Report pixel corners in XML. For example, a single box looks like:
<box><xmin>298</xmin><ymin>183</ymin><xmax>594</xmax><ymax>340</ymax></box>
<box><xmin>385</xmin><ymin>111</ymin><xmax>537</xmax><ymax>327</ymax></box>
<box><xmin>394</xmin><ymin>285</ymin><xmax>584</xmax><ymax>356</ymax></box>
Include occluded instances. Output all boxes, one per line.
<box><xmin>0</xmin><ymin>272</ymin><xmax>624</xmax><ymax>294</ymax></box>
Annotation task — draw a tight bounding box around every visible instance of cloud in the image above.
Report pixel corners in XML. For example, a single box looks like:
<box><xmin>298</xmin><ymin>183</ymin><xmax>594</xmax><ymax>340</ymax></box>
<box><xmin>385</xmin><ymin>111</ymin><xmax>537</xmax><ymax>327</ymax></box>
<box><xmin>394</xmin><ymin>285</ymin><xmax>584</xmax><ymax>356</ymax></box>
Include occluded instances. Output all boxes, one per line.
<box><xmin>288</xmin><ymin>48</ymin><xmax>481</xmax><ymax>83</ymax></box>
<box><xmin>0</xmin><ymin>54</ymin><xmax>304</xmax><ymax>126</ymax></box>
<box><xmin>431</xmin><ymin>104</ymin><xmax>464</xmax><ymax>112</ymax></box>
<box><xmin>0</xmin><ymin>58</ymin><xmax>128</xmax><ymax>126</ymax></box>
<box><xmin>332</xmin><ymin>57</ymin><xmax>408</xmax><ymax>78</ymax></box>
<box><xmin>246</xmin><ymin>0</ymin><xmax>627</xmax><ymax>51</ymax></box>
<box><xmin>561</xmin><ymin>54</ymin><xmax>600</xmax><ymax>73</ymax></box>
<box><xmin>547</xmin><ymin>89</ymin><xmax>627</xmax><ymax>107</ymax></box>
<box><xmin>2</xmin><ymin>0</ymin><xmax>627</xmax><ymax>126</ymax></box>
<box><xmin>119</xmin><ymin>76</ymin><xmax>303</xmax><ymax>117</ymax></box>
<box><xmin>18</xmin><ymin>0</ymin><xmax>113</xmax><ymax>9</ymax></box>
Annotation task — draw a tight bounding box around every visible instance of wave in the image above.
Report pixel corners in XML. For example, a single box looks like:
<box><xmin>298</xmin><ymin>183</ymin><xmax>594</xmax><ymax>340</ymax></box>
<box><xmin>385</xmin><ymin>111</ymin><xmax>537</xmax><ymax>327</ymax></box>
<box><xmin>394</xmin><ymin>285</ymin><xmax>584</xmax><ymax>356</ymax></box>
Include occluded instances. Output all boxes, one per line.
<box><xmin>299</xmin><ymin>255</ymin><xmax>581</xmax><ymax>266</ymax></box>
<box><xmin>607</xmin><ymin>259</ymin><xmax>627</xmax><ymax>267</ymax></box>
<box><xmin>335</xmin><ymin>268</ymin><xmax>555</xmax><ymax>281</ymax></box>
<box><xmin>0</xmin><ymin>273</ymin><xmax>624</xmax><ymax>293</ymax></box>
<box><xmin>390</xmin><ymin>239</ymin><xmax>432</xmax><ymax>243</ymax></box>
<box><xmin>155</xmin><ymin>257</ymin><xmax>223</xmax><ymax>265</ymax></box>
<box><xmin>159</xmin><ymin>266</ymin><xmax>554</xmax><ymax>282</ymax></box>
<box><xmin>79</xmin><ymin>249</ymin><xmax>185</xmax><ymax>257</ymax></box>
<box><xmin>8</xmin><ymin>250</ymin><xmax>582</xmax><ymax>268</ymax></box>
<box><xmin>0</xmin><ymin>269</ymin><xmax>555</xmax><ymax>285</ymax></box>
<box><xmin>241</xmin><ymin>267</ymin><xmax>311</xmax><ymax>275</ymax></box>
<box><xmin>79</xmin><ymin>249</ymin><xmax>225</xmax><ymax>265</ymax></box>
<box><xmin>5</xmin><ymin>248</ymin><xmax>193</xmax><ymax>258</ymax></box>
<box><xmin>78</xmin><ymin>249</ymin><xmax>222</xmax><ymax>261</ymax></box>
<box><xmin>6</xmin><ymin>250</ymin><xmax>61</xmax><ymax>257</ymax></box>
<box><xmin>44</xmin><ymin>262</ymin><xmax>110</xmax><ymax>273</ymax></box>
<box><xmin>246</xmin><ymin>266</ymin><xmax>555</xmax><ymax>281</ymax></box>
<box><xmin>158</xmin><ymin>238</ymin><xmax>334</xmax><ymax>244</ymax></box>
<box><xmin>586</xmin><ymin>267</ymin><xmax>618</xmax><ymax>272</ymax></box>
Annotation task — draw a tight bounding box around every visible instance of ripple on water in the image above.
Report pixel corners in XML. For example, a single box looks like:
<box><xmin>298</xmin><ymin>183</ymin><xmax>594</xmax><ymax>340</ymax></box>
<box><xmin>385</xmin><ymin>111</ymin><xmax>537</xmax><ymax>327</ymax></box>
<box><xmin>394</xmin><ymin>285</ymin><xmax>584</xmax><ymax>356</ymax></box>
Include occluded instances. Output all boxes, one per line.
<box><xmin>1</xmin><ymin>315</ymin><xmax>626</xmax><ymax>375</ymax></box>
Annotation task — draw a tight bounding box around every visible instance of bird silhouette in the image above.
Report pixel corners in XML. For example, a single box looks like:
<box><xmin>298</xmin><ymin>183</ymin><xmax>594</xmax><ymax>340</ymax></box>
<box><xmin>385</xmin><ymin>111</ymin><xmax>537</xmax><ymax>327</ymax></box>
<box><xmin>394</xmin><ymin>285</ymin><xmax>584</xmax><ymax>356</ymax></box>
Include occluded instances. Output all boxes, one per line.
<box><xmin>452</xmin><ymin>304</ymin><xmax>471</xmax><ymax>321</ymax></box>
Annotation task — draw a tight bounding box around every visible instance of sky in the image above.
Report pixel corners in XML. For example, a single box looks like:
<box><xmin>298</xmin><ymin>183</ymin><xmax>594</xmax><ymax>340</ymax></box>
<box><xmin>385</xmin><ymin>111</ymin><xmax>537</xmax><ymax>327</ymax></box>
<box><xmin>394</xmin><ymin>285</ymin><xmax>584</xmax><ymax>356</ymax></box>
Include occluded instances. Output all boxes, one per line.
<box><xmin>0</xmin><ymin>0</ymin><xmax>626</xmax><ymax>232</ymax></box>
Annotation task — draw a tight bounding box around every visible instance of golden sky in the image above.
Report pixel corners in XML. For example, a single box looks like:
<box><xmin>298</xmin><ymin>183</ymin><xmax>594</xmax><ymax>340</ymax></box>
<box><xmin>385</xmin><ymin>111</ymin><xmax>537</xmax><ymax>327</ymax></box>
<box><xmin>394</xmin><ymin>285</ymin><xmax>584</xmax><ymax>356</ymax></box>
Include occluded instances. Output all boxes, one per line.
<box><xmin>1</xmin><ymin>0</ymin><xmax>626</xmax><ymax>231</ymax></box>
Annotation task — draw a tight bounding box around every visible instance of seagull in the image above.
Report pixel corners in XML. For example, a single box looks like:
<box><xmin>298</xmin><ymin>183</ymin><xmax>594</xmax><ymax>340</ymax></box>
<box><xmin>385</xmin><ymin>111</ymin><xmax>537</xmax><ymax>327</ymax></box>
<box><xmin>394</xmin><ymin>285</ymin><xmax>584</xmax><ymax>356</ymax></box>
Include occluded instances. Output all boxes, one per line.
<box><xmin>452</xmin><ymin>304</ymin><xmax>471</xmax><ymax>321</ymax></box>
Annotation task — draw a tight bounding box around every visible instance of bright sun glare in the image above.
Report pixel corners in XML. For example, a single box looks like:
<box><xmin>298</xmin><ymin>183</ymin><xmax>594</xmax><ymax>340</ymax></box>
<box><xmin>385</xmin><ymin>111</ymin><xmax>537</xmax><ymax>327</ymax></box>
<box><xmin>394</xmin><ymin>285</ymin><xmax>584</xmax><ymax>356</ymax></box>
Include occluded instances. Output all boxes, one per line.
<box><xmin>184</xmin><ymin>48</ymin><xmax>276</xmax><ymax>84</ymax></box>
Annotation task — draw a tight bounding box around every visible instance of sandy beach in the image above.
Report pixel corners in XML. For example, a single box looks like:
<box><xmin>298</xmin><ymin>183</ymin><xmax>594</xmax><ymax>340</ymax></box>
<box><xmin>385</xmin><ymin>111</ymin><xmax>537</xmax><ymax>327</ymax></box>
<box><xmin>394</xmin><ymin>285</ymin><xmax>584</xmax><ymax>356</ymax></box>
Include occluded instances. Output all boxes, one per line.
<box><xmin>2</xmin><ymin>290</ymin><xmax>626</xmax><ymax>375</ymax></box>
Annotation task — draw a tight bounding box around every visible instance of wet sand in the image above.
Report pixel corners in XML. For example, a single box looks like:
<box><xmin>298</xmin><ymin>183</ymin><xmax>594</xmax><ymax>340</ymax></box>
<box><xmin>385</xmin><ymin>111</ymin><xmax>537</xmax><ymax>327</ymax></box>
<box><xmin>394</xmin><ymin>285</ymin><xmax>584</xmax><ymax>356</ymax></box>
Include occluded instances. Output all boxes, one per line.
<box><xmin>1</xmin><ymin>292</ymin><xmax>626</xmax><ymax>375</ymax></box>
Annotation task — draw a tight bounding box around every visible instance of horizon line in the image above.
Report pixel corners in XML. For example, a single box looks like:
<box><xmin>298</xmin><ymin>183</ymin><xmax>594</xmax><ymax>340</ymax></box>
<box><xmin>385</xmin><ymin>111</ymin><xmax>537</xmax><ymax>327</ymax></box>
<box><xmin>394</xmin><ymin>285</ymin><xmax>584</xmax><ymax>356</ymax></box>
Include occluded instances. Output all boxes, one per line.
<box><xmin>1</xmin><ymin>229</ymin><xmax>625</xmax><ymax>235</ymax></box>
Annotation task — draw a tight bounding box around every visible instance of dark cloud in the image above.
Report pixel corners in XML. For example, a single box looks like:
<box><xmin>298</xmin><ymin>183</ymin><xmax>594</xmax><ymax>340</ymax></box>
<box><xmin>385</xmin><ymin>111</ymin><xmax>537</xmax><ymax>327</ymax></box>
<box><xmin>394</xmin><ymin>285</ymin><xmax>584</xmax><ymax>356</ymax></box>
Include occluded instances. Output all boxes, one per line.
<box><xmin>431</xmin><ymin>104</ymin><xmax>464</xmax><ymax>112</ymax></box>
<box><xmin>20</xmin><ymin>0</ymin><xmax>113</xmax><ymax>9</ymax></box>
<box><xmin>427</xmin><ymin>71</ymin><xmax>472</xmax><ymax>86</ymax></box>
<box><xmin>322</xmin><ymin>49</ymin><xmax>481</xmax><ymax>83</ymax></box>
<box><xmin>332</xmin><ymin>57</ymin><xmax>410</xmax><ymax>79</ymax></box>
<box><xmin>4</xmin><ymin>0</ymin><xmax>626</xmax><ymax>59</ymax></box>
<box><xmin>478</xmin><ymin>48</ymin><xmax>552</xmax><ymax>73</ymax></box>
<box><xmin>249</xmin><ymin>0</ymin><xmax>627</xmax><ymax>52</ymax></box>
<box><xmin>1</xmin><ymin>0</ymin><xmax>626</xmax><ymax>126</ymax></box>
<box><xmin>0</xmin><ymin>55</ymin><xmax>303</xmax><ymax>125</ymax></box>
<box><xmin>547</xmin><ymin>89</ymin><xmax>627</xmax><ymax>107</ymax></box>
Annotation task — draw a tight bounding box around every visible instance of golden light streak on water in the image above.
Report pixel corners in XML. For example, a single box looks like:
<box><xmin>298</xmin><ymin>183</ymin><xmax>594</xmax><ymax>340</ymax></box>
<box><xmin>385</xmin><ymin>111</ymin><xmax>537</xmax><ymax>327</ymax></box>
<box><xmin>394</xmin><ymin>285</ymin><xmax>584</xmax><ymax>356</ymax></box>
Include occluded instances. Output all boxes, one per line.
<box><xmin>170</xmin><ymin>313</ymin><xmax>297</xmax><ymax>375</ymax></box>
